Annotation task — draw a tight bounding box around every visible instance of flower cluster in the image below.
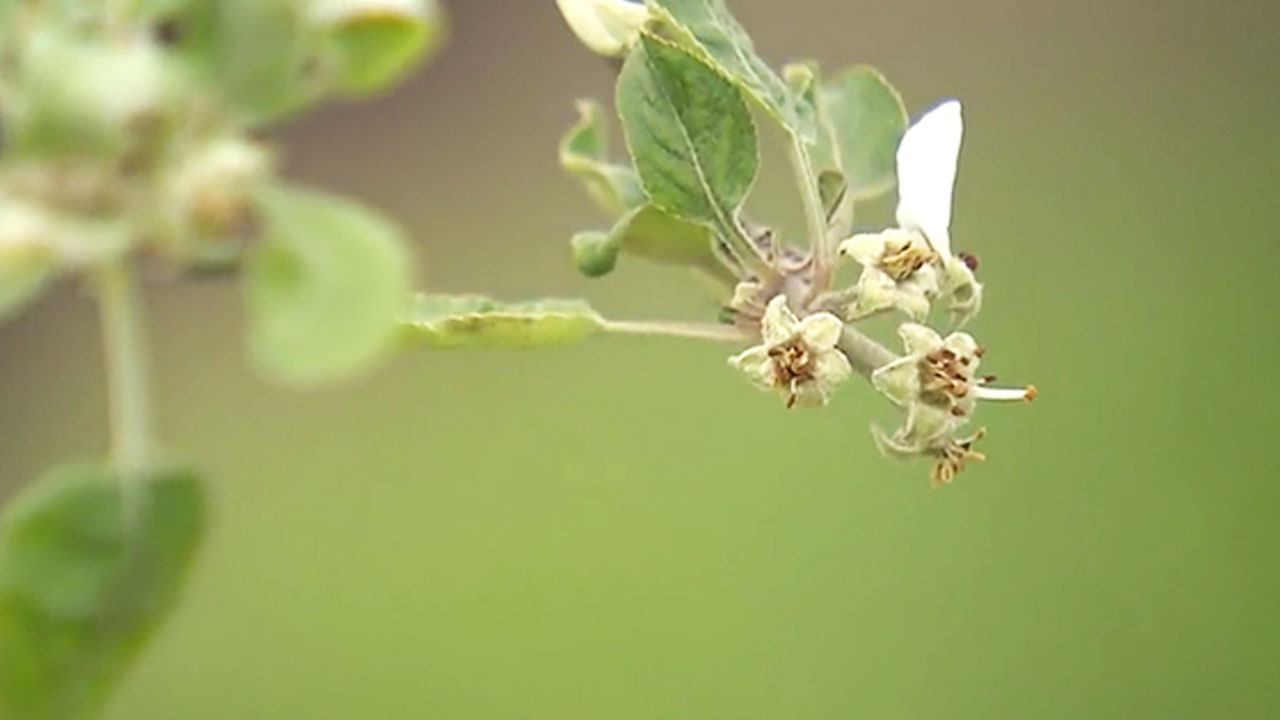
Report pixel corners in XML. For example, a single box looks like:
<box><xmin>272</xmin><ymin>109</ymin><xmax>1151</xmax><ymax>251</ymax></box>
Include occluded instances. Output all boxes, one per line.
<box><xmin>553</xmin><ymin>2</ymin><xmax>1034</xmax><ymax>487</ymax></box>
<box><xmin>725</xmin><ymin>101</ymin><xmax>1033</xmax><ymax>485</ymax></box>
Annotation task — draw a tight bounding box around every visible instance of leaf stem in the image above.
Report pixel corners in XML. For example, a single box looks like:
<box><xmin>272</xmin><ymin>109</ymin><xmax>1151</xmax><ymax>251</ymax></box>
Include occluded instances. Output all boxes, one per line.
<box><xmin>97</xmin><ymin>261</ymin><xmax>158</xmax><ymax>484</ymax></box>
<box><xmin>604</xmin><ymin>320</ymin><xmax>751</xmax><ymax>343</ymax></box>
<box><xmin>788</xmin><ymin>133</ymin><xmax>832</xmax><ymax>289</ymax></box>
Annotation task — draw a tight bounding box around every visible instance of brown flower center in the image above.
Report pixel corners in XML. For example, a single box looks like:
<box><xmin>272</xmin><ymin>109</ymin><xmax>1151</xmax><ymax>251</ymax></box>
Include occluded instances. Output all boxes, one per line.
<box><xmin>880</xmin><ymin>235</ymin><xmax>937</xmax><ymax>282</ymax></box>
<box><xmin>768</xmin><ymin>339</ymin><xmax>815</xmax><ymax>408</ymax></box>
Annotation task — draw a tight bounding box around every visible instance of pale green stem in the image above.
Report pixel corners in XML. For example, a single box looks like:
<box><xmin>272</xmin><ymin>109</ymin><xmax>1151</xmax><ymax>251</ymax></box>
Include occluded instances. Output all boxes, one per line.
<box><xmin>604</xmin><ymin>320</ymin><xmax>751</xmax><ymax>343</ymax></box>
<box><xmin>97</xmin><ymin>261</ymin><xmax>158</xmax><ymax>499</ymax></box>
<box><xmin>788</xmin><ymin>133</ymin><xmax>831</xmax><ymax>288</ymax></box>
<box><xmin>718</xmin><ymin>216</ymin><xmax>779</xmax><ymax>283</ymax></box>
<box><xmin>837</xmin><ymin>324</ymin><xmax>898</xmax><ymax>378</ymax></box>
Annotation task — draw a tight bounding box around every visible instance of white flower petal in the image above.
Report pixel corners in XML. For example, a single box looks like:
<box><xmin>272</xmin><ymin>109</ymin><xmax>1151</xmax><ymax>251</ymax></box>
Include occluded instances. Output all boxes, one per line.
<box><xmin>895</xmin><ymin>99</ymin><xmax>962</xmax><ymax>257</ymax></box>
<box><xmin>837</xmin><ymin>232</ymin><xmax>888</xmax><ymax>265</ymax></box>
<box><xmin>813</xmin><ymin>348</ymin><xmax>852</xmax><ymax>388</ymax></box>
<box><xmin>555</xmin><ymin>0</ymin><xmax>649</xmax><ymax>56</ymax></box>
<box><xmin>870</xmin><ymin>356</ymin><xmax>919</xmax><ymax>407</ymax></box>
<box><xmin>760</xmin><ymin>294</ymin><xmax>799</xmax><ymax>346</ymax></box>
<box><xmin>941</xmin><ymin>331</ymin><xmax>979</xmax><ymax>359</ymax></box>
<box><xmin>798</xmin><ymin>312</ymin><xmax>843</xmax><ymax>350</ymax></box>
<box><xmin>727</xmin><ymin>345</ymin><xmax>773</xmax><ymax>391</ymax></box>
<box><xmin>897</xmin><ymin>322</ymin><xmax>943</xmax><ymax>356</ymax></box>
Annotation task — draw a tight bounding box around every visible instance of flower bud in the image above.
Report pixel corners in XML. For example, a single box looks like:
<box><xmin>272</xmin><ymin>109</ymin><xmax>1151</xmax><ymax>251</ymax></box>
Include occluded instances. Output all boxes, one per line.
<box><xmin>570</xmin><ymin>230</ymin><xmax>619</xmax><ymax>277</ymax></box>
<box><xmin>554</xmin><ymin>0</ymin><xmax>650</xmax><ymax>57</ymax></box>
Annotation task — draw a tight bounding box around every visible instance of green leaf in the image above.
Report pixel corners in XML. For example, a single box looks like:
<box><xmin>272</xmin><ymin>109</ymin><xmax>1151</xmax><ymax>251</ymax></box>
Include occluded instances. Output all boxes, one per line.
<box><xmin>317</xmin><ymin>0</ymin><xmax>446</xmax><ymax>93</ymax></box>
<box><xmin>572</xmin><ymin>204</ymin><xmax>735</xmax><ymax>283</ymax></box>
<box><xmin>817</xmin><ymin>170</ymin><xmax>848</xmax><ymax>224</ymax></box>
<box><xmin>168</xmin><ymin>0</ymin><xmax>322</xmax><ymax>124</ymax></box>
<box><xmin>616</xmin><ymin>34</ymin><xmax>757</xmax><ymax>237</ymax></box>
<box><xmin>402</xmin><ymin>294</ymin><xmax>604</xmax><ymax>349</ymax></box>
<box><xmin>816</xmin><ymin>65</ymin><xmax>908</xmax><ymax>200</ymax></box>
<box><xmin>645</xmin><ymin>0</ymin><xmax>815</xmax><ymax>140</ymax></box>
<box><xmin>0</xmin><ymin>241</ymin><xmax>56</xmax><ymax>324</ymax></box>
<box><xmin>0</xmin><ymin>464</ymin><xmax>205</xmax><ymax>720</ymax></box>
<box><xmin>560</xmin><ymin>99</ymin><xmax>646</xmax><ymax>216</ymax></box>
<box><xmin>246</xmin><ymin>184</ymin><xmax>411</xmax><ymax>384</ymax></box>
<box><xmin>8</xmin><ymin>31</ymin><xmax>169</xmax><ymax>160</ymax></box>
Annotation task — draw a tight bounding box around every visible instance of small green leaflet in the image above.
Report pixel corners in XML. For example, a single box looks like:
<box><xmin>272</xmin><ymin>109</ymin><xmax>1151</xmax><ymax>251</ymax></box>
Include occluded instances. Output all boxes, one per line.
<box><xmin>560</xmin><ymin>99</ymin><xmax>647</xmax><ymax>216</ymax></box>
<box><xmin>645</xmin><ymin>0</ymin><xmax>816</xmax><ymax>141</ymax></box>
<box><xmin>402</xmin><ymin>294</ymin><xmax>605</xmax><ymax>349</ymax></box>
<box><xmin>318</xmin><ymin>0</ymin><xmax>447</xmax><ymax>94</ymax></box>
<box><xmin>0</xmin><ymin>465</ymin><xmax>205</xmax><ymax>720</ymax></box>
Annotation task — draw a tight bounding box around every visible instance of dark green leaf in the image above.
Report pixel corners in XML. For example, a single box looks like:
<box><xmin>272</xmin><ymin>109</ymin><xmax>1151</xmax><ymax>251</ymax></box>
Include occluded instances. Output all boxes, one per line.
<box><xmin>402</xmin><ymin>294</ymin><xmax>604</xmax><ymax>349</ymax></box>
<box><xmin>646</xmin><ymin>0</ymin><xmax>815</xmax><ymax>140</ymax></box>
<box><xmin>0</xmin><ymin>464</ymin><xmax>205</xmax><ymax>720</ymax></box>
<box><xmin>616</xmin><ymin>34</ymin><xmax>757</xmax><ymax>235</ymax></box>
<box><xmin>246</xmin><ymin>184</ymin><xmax>411</xmax><ymax>384</ymax></box>
<box><xmin>560</xmin><ymin>99</ymin><xmax>646</xmax><ymax>215</ymax></box>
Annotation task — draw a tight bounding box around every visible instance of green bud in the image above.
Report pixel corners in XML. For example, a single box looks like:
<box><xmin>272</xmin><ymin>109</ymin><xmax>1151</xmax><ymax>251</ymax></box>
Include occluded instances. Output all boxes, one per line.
<box><xmin>570</xmin><ymin>230</ymin><xmax>619</xmax><ymax>278</ymax></box>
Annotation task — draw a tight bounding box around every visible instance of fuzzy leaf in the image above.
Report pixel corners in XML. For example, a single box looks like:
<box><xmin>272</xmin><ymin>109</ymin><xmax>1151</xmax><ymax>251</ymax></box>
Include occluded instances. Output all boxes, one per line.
<box><xmin>315</xmin><ymin>0</ymin><xmax>446</xmax><ymax>93</ymax></box>
<box><xmin>817</xmin><ymin>66</ymin><xmax>908</xmax><ymax>199</ymax></box>
<box><xmin>616</xmin><ymin>34</ymin><xmax>757</xmax><ymax>235</ymax></box>
<box><xmin>560</xmin><ymin>99</ymin><xmax>646</xmax><ymax>215</ymax></box>
<box><xmin>0</xmin><ymin>242</ymin><xmax>55</xmax><ymax>324</ymax></box>
<box><xmin>402</xmin><ymin>294</ymin><xmax>605</xmax><ymax>349</ymax></box>
<box><xmin>646</xmin><ymin>0</ymin><xmax>815</xmax><ymax>140</ymax></box>
<box><xmin>0</xmin><ymin>464</ymin><xmax>204</xmax><ymax>720</ymax></box>
<box><xmin>168</xmin><ymin>0</ymin><xmax>323</xmax><ymax>124</ymax></box>
<box><xmin>246</xmin><ymin>184</ymin><xmax>411</xmax><ymax>383</ymax></box>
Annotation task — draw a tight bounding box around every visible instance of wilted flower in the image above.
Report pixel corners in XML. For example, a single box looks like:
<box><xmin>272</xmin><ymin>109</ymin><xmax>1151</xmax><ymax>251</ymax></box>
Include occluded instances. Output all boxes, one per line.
<box><xmin>729</xmin><ymin>295</ymin><xmax>852</xmax><ymax>408</ymax></box>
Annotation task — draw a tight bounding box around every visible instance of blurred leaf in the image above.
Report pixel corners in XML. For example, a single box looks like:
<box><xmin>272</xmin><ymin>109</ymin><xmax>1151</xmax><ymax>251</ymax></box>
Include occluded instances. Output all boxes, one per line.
<box><xmin>616</xmin><ymin>34</ymin><xmax>757</xmax><ymax>235</ymax></box>
<box><xmin>170</xmin><ymin>0</ymin><xmax>322</xmax><ymax>124</ymax></box>
<box><xmin>646</xmin><ymin>0</ymin><xmax>815</xmax><ymax>141</ymax></box>
<box><xmin>560</xmin><ymin>99</ymin><xmax>646</xmax><ymax>216</ymax></box>
<box><xmin>402</xmin><ymin>294</ymin><xmax>604</xmax><ymax>349</ymax></box>
<box><xmin>316</xmin><ymin>0</ymin><xmax>446</xmax><ymax>93</ymax></box>
<box><xmin>817</xmin><ymin>66</ymin><xmax>908</xmax><ymax>200</ymax></box>
<box><xmin>8</xmin><ymin>31</ymin><xmax>168</xmax><ymax>160</ymax></box>
<box><xmin>0</xmin><ymin>464</ymin><xmax>204</xmax><ymax>720</ymax></box>
<box><xmin>246</xmin><ymin>184</ymin><xmax>411</xmax><ymax>384</ymax></box>
<box><xmin>0</xmin><ymin>242</ymin><xmax>56</xmax><ymax>324</ymax></box>
<box><xmin>0</xmin><ymin>199</ymin><xmax>58</xmax><ymax>323</ymax></box>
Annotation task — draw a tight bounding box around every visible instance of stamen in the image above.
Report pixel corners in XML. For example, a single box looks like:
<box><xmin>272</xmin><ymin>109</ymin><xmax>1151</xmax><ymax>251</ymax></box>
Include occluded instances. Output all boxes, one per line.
<box><xmin>974</xmin><ymin>385</ymin><xmax>1036</xmax><ymax>402</ymax></box>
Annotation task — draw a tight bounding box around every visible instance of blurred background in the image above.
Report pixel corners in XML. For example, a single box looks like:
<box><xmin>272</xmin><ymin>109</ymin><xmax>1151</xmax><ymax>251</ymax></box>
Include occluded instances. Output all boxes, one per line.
<box><xmin>2</xmin><ymin>0</ymin><xmax>1279</xmax><ymax>717</ymax></box>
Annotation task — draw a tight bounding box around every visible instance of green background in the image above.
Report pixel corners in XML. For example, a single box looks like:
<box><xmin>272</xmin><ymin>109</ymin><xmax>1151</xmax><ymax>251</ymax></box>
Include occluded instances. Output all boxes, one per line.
<box><xmin>2</xmin><ymin>0</ymin><xmax>1278</xmax><ymax>717</ymax></box>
